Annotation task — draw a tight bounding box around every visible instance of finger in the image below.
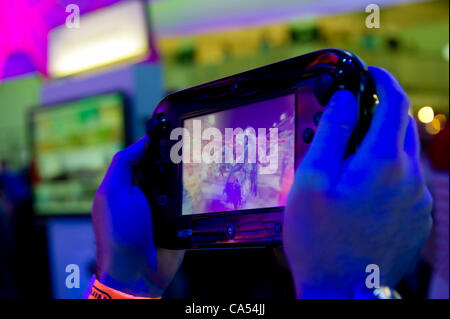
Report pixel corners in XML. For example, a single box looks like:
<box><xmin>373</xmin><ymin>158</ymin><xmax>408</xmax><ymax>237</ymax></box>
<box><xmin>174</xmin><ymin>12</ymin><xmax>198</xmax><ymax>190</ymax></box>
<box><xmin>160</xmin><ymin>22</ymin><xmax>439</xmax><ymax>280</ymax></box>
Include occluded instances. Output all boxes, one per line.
<box><xmin>300</xmin><ymin>90</ymin><xmax>358</xmax><ymax>184</ymax></box>
<box><xmin>404</xmin><ymin>115</ymin><xmax>420</xmax><ymax>161</ymax></box>
<box><xmin>101</xmin><ymin>136</ymin><xmax>150</xmax><ymax>193</ymax></box>
<box><xmin>359</xmin><ymin>66</ymin><xmax>410</xmax><ymax>158</ymax></box>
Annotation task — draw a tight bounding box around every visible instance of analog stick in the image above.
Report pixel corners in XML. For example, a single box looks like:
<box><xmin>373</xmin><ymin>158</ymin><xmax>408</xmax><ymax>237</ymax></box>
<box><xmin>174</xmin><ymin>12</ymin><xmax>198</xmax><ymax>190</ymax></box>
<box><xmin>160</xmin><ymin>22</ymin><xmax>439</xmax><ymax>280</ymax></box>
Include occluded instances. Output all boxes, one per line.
<box><xmin>313</xmin><ymin>73</ymin><xmax>335</xmax><ymax>106</ymax></box>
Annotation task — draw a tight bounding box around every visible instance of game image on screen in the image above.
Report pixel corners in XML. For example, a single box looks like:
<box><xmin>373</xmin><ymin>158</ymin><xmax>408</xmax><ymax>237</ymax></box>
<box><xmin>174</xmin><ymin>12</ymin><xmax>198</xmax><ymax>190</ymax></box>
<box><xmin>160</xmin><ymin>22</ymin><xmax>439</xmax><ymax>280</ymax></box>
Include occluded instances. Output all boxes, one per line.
<box><xmin>182</xmin><ymin>94</ymin><xmax>295</xmax><ymax>215</ymax></box>
<box><xmin>31</xmin><ymin>93</ymin><xmax>126</xmax><ymax>215</ymax></box>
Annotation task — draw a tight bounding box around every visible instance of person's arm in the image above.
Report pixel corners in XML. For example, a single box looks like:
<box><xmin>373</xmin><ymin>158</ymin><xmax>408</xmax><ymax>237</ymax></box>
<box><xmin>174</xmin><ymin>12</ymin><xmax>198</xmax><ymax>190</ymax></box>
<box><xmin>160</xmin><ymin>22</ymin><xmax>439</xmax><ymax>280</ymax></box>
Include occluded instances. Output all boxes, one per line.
<box><xmin>283</xmin><ymin>66</ymin><xmax>433</xmax><ymax>298</ymax></box>
<box><xmin>86</xmin><ymin>136</ymin><xmax>184</xmax><ymax>298</ymax></box>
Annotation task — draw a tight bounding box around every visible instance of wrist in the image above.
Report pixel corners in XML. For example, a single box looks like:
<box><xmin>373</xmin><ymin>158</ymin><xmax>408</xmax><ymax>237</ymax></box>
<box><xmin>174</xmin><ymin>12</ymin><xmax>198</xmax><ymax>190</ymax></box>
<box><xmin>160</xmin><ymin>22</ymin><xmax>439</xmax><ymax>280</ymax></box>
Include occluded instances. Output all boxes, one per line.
<box><xmin>86</xmin><ymin>275</ymin><xmax>161</xmax><ymax>299</ymax></box>
<box><xmin>97</xmin><ymin>269</ymin><xmax>164</xmax><ymax>298</ymax></box>
<box><xmin>97</xmin><ymin>248</ymin><xmax>162</xmax><ymax>298</ymax></box>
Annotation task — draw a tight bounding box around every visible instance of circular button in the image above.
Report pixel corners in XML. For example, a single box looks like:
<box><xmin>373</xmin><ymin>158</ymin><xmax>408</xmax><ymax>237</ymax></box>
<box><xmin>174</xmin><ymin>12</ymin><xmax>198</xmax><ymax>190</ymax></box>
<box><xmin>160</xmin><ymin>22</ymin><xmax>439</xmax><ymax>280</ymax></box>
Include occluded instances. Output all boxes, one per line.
<box><xmin>313</xmin><ymin>74</ymin><xmax>335</xmax><ymax>106</ymax></box>
<box><xmin>313</xmin><ymin>111</ymin><xmax>322</xmax><ymax>126</ymax></box>
<box><xmin>158</xmin><ymin>195</ymin><xmax>168</xmax><ymax>206</ymax></box>
<box><xmin>225</xmin><ymin>224</ymin><xmax>236</xmax><ymax>239</ymax></box>
<box><xmin>302</xmin><ymin>128</ymin><xmax>315</xmax><ymax>144</ymax></box>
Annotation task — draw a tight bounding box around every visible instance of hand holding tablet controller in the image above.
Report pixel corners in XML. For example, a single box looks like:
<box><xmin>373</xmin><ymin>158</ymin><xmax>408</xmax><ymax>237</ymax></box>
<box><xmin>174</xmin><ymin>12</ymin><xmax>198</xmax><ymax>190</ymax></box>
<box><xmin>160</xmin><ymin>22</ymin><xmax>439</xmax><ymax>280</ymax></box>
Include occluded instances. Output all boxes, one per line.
<box><xmin>90</xmin><ymin>51</ymin><xmax>432</xmax><ymax>298</ymax></box>
<box><xmin>283</xmin><ymin>67</ymin><xmax>432</xmax><ymax>298</ymax></box>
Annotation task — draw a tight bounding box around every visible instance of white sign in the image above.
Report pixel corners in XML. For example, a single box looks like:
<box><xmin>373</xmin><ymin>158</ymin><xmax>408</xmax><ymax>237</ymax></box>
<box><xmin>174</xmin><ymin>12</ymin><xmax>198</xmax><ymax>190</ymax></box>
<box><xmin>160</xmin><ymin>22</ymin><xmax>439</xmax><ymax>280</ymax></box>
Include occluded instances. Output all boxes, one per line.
<box><xmin>49</xmin><ymin>0</ymin><xmax>150</xmax><ymax>78</ymax></box>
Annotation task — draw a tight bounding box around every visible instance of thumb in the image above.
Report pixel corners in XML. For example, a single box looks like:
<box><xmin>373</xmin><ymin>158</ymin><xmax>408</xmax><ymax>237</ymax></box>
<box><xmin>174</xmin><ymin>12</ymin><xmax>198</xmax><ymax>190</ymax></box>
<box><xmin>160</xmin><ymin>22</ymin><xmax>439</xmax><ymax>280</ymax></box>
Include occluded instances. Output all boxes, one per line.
<box><xmin>299</xmin><ymin>90</ymin><xmax>358</xmax><ymax>185</ymax></box>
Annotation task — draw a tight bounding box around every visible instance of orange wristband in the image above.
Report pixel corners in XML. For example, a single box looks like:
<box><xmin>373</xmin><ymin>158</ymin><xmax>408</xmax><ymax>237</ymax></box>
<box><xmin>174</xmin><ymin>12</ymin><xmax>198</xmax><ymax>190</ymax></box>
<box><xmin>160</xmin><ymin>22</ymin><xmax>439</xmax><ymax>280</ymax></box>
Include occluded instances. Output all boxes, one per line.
<box><xmin>87</xmin><ymin>276</ymin><xmax>161</xmax><ymax>299</ymax></box>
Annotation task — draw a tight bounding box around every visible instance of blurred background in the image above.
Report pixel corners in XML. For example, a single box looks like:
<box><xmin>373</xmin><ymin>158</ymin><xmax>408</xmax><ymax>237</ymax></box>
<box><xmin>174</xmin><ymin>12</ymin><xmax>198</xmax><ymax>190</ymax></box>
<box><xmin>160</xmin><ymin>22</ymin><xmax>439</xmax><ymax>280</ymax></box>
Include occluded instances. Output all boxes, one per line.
<box><xmin>0</xmin><ymin>0</ymin><xmax>448</xmax><ymax>299</ymax></box>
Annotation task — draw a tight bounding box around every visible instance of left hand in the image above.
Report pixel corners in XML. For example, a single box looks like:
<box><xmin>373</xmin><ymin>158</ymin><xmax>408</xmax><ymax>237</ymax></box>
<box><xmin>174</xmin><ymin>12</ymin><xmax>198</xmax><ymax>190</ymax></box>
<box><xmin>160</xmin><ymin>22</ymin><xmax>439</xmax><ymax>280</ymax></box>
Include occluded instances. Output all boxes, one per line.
<box><xmin>92</xmin><ymin>136</ymin><xmax>184</xmax><ymax>298</ymax></box>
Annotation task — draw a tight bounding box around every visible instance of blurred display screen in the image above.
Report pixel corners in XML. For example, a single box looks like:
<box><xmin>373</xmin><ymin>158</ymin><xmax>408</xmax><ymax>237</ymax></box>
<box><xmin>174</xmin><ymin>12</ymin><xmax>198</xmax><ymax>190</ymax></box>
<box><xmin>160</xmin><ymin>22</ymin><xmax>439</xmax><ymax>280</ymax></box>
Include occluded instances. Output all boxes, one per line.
<box><xmin>31</xmin><ymin>93</ymin><xmax>126</xmax><ymax>215</ymax></box>
<box><xmin>182</xmin><ymin>94</ymin><xmax>295</xmax><ymax>215</ymax></box>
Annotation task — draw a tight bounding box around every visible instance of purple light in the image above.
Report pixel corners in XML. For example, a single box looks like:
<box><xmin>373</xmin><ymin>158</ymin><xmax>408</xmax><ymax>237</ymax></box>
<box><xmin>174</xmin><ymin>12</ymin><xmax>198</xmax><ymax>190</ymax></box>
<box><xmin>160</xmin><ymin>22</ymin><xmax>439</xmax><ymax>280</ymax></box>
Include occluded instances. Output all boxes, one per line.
<box><xmin>0</xmin><ymin>0</ymin><xmax>125</xmax><ymax>83</ymax></box>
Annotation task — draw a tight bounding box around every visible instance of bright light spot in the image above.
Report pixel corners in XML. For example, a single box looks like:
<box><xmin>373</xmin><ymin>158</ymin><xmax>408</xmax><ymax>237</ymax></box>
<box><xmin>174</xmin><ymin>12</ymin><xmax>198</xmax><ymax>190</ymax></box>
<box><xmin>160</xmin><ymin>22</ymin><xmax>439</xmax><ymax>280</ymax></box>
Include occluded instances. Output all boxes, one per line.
<box><xmin>425</xmin><ymin>117</ymin><xmax>441</xmax><ymax>135</ymax></box>
<box><xmin>435</xmin><ymin>114</ymin><xmax>447</xmax><ymax>126</ymax></box>
<box><xmin>426</xmin><ymin>113</ymin><xmax>447</xmax><ymax>135</ymax></box>
<box><xmin>373</xmin><ymin>94</ymin><xmax>379</xmax><ymax>105</ymax></box>
<box><xmin>280</xmin><ymin>113</ymin><xmax>286</xmax><ymax>120</ymax></box>
<box><xmin>52</xmin><ymin>36</ymin><xmax>146</xmax><ymax>77</ymax></box>
<box><xmin>443</xmin><ymin>43</ymin><xmax>449</xmax><ymax>62</ymax></box>
<box><xmin>417</xmin><ymin>106</ymin><xmax>434</xmax><ymax>124</ymax></box>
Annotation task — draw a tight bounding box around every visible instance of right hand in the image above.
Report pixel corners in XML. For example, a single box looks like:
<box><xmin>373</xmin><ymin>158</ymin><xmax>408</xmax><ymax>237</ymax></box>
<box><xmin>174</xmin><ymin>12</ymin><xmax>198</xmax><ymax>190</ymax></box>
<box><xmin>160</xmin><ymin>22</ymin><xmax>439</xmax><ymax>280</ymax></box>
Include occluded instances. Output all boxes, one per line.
<box><xmin>283</xmin><ymin>66</ymin><xmax>433</xmax><ymax>298</ymax></box>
